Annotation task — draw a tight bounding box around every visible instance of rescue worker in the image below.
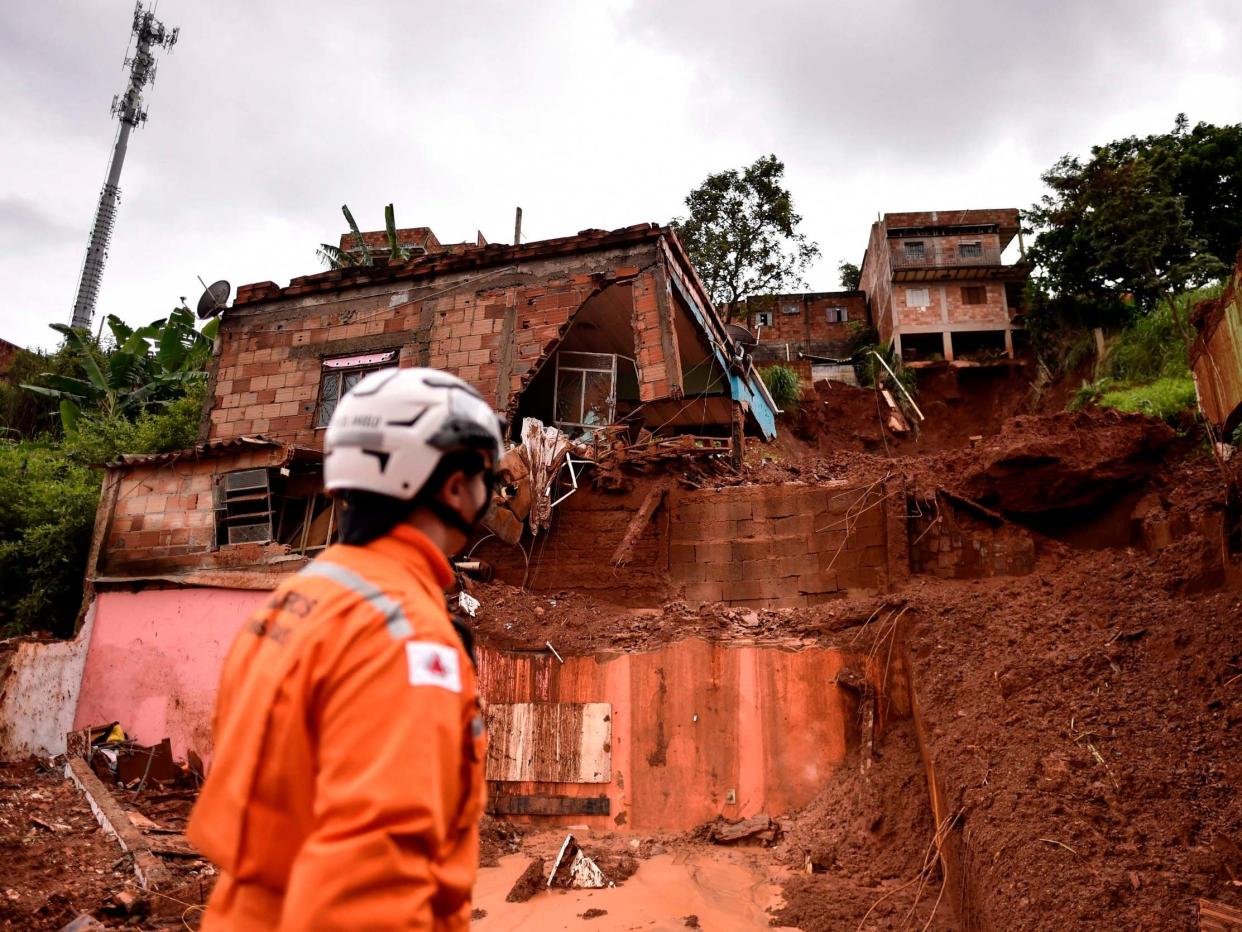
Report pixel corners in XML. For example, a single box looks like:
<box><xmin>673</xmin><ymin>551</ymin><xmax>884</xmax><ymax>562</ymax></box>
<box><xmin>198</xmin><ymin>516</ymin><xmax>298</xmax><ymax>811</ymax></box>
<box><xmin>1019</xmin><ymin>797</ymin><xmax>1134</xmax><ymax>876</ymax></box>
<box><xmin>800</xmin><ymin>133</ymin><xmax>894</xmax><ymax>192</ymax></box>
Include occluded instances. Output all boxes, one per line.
<box><xmin>187</xmin><ymin>368</ymin><xmax>502</xmax><ymax>930</ymax></box>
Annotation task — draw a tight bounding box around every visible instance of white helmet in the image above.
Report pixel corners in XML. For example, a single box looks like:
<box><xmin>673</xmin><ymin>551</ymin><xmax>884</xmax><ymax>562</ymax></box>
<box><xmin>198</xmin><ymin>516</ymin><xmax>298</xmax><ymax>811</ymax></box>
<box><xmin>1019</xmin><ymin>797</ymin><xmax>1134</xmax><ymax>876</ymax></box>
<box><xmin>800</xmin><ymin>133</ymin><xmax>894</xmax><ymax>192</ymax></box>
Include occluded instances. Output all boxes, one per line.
<box><xmin>324</xmin><ymin>368</ymin><xmax>503</xmax><ymax>500</ymax></box>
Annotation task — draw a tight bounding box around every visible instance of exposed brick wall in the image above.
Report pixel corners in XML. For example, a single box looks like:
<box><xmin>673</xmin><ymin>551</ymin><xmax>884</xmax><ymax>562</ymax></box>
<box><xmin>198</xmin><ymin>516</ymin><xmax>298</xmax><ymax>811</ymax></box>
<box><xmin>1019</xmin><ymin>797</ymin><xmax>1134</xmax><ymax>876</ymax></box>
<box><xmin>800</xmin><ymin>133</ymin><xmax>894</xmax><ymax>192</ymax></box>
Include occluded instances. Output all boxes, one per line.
<box><xmin>208</xmin><ymin>243</ymin><xmax>670</xmax><ymax>448</ymax></box>
<box><xmin>908</xmin><ymin>494</ymin><xmax>1035</xmax><ymax>579</ymax></box>
<box><xmin>669</xmin><ymin>482</ymin><xmax>893</xmax><ymax>609</ymax></box>
<box><xmin>99</xmin><ymin>448</ymin><xmax>291</xmax><ymax>576</ymax></box>
<box><xmin>883</xmin><ymin>209</ymin><xmax>1021</xmax><ymax>236</ymax></box>
<box><xmin>475</xmin><ymin>480</ymin><xmax>901</xmax><ymax>609</ymax></box>
<box><xmin>894</xmin><ymin>281</ymin><xmax>1010</xmax><ymax>331</ymax></box>
<box><xmin>740</xmin><ymin>293</ymin><xmax>869</xmax><ymax>362</ymax></box>
<box><xmin>860</xmin><ymin>223</ymin><xmax>895</xmax><ymax>347</ymax></box>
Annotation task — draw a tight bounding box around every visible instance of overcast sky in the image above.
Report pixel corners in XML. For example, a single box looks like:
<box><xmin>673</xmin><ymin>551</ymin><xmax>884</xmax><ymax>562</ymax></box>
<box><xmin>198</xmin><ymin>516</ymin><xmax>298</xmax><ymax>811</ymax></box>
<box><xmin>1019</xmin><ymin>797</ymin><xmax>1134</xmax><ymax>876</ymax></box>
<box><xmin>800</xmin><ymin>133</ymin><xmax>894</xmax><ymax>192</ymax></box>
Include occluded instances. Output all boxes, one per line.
<box><xmin>2</xmin><ymin>0</ymin><xmax>1240</xmax><ymax>350</ymax></box>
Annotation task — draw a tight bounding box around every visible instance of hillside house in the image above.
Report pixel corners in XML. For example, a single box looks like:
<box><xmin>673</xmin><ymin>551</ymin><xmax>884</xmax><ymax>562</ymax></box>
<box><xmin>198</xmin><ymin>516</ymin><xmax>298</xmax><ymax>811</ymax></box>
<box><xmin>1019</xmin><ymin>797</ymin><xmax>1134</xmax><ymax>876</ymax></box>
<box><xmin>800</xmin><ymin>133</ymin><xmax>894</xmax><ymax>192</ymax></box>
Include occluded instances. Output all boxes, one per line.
<box><xmin>859</xmin><ymin>209</ymin><xmax>1030</xmax><ymax>364</ymax></box>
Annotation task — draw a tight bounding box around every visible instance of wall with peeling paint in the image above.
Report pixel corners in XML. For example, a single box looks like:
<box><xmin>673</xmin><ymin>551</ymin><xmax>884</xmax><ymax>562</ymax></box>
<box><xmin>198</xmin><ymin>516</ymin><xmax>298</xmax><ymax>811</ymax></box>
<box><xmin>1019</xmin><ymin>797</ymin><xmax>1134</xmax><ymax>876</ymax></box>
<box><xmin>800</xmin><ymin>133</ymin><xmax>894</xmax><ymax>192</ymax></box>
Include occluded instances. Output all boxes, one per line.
<box><xmin>0</xmin><ymin>606</ymin><xmax>96</xmax><ymax>760</ymax></box>
<box><xmin>73</xmin><ymin>588</ymin><xmax>266</xmax><ymax>761</ymax></box>
<box><xmin>478</xmin><ymin>638</ymin><xmax>858</xmax><ymax>832</ymax></box>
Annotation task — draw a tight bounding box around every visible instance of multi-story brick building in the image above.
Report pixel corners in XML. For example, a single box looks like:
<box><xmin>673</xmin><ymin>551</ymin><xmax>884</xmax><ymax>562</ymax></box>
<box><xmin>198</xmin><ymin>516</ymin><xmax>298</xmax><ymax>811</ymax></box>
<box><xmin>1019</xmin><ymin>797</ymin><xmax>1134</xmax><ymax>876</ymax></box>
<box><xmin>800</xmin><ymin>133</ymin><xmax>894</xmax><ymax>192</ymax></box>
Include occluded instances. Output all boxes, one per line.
<box><xmin>859</xmin><ymin>209</ymin><xmax>1030</xmax><ymax>364</ymax></box>
<box><xmin>737</xmin><ymin>290</ymin><xmax>870</xmax><ymax>384</ymax></box>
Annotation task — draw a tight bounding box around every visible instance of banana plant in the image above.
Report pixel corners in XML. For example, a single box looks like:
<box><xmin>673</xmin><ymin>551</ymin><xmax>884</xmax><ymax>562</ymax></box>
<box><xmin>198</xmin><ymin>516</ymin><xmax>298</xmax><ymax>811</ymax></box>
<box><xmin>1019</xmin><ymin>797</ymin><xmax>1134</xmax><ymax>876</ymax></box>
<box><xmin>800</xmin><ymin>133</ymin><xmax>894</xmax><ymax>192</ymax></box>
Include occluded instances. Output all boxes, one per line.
<box><xmin>22</xmin><ymin>310</ymin><xmax>217</xmax><ymax>431</ymax></box>
<box><xmin>317</xmin><ymin>203</ymin><xmax>412</xmax><ymax>268</ymax></box>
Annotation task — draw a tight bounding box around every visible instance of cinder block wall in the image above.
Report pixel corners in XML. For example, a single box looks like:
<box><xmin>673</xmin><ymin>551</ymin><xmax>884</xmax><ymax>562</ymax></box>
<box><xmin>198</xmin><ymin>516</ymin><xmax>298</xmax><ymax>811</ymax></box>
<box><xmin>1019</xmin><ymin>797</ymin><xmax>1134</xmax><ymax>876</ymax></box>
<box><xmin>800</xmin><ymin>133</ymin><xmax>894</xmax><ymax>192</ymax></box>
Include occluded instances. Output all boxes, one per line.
<box><xmin>907</xmin><ymin>495</ymin><xmax>1035</xmax><ymax>579</ymax></box>
<box><xmin>668</xmin><ymin>482</ymin><xmax>894</xmax><ymax>609</ymax></box>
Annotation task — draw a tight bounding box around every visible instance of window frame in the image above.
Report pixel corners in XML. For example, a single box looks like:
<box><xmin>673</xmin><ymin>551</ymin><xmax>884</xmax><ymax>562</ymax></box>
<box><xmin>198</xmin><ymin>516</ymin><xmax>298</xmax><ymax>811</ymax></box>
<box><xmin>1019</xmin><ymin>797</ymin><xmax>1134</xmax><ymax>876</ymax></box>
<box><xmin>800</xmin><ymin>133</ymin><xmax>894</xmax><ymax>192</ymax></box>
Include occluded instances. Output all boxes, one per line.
<box><xmin>553</xmin><ymin>351</ymin><xmax>618</xmax><ymax>437</ymax></box>
<box><xmin>902</xmin><ymin>240</ymin><xmax>927</xmax><ymax>259</ymax></box>
<box><xmin>314</xmin><ymin>351</ymin><xmax>398</xmax><ymax>429</ymax></box>
<box><xmin>957</xmin><ymin>240</ymin><xmax>984</xmax><ymax>258</ymax></box>
<box><xmin>960</xmin><ymin>285</ymin><xmax>988</xmax><ymax>306</ymax></box>
<box><xmin>825</xmin><ymin>306</ymin><xmax>849</xmax><ymax>324</ymax></box>
<box><xmin>905</xmin><ymin>287</ymin><xmax>932</xmax><ymax>308</ymax></box>
<box><xmin>754</xmin><ymin>311</ymin><xmax>773</xmax><ymax>329</ymax></box>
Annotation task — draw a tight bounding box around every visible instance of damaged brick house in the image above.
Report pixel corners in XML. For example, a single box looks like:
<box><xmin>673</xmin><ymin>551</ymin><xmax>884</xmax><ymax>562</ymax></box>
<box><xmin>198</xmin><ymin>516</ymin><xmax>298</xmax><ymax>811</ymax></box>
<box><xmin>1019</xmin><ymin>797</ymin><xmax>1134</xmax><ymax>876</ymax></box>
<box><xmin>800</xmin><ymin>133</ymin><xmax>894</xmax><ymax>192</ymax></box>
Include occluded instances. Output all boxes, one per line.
<box><xmin>64</xmin><ymin>223</ymin><xmax>782</xmax><ymax>757</ymax></box>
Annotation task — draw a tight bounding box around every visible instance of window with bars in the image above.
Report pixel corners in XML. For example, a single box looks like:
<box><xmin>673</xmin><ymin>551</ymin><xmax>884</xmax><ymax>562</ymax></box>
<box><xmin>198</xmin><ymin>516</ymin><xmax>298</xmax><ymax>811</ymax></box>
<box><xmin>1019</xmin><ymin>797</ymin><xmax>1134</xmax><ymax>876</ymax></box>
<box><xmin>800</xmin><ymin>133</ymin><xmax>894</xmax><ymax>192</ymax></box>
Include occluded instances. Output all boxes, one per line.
<box><xmin>958</xmin><ymin>241</ymin><xmax>983</xmax><ymax>258</ymax></box>
<box><xmin>960</xmin><ymin>285</ymin><xmax>988</xmax><ymax>305</ymax></box>
<box><xmin>902</xmin><ymin>240</ymin><xmax>927</xmax><ymax>259</ymax></box>
<box><xmin>213</xmin><ymin>466</ymin><xmax>336</xmax><ymax>553</ymax></box>
<box><xmin>825</xmin><ymin>306</ymin><xmax>849</xmax><ymax>324</ymax></box>
<box><xmin>314</xmin><ymin>351</ymin><xmax>398</xmax><ymax>428</ymax></box>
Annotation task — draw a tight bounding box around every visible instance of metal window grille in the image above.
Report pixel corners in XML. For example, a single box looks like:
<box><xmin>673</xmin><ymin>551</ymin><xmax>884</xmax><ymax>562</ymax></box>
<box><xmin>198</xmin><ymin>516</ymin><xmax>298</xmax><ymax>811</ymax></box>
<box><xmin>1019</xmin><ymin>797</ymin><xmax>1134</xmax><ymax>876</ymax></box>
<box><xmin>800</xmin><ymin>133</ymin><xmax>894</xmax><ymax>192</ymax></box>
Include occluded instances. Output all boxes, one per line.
<box><xmin>903</xmin><ymin>241</ymin><xmax>926</xmax><ymax>259</ymax></box>
<box><xmin>958</xmin><ymin>241</ymin><xmax>983</xmax><ymax>258</ymax></box>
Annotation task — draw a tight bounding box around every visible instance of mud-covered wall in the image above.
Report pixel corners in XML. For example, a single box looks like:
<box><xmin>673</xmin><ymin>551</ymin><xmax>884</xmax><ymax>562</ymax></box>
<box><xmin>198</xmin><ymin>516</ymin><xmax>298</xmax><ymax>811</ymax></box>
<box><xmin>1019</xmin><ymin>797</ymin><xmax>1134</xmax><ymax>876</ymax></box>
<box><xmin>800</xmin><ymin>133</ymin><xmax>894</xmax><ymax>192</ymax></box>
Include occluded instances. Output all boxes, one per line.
<box><xmin>908</xmin><ymin>494</ymin><xmax>1036</xmax><ymax>579</ymax></box>
<box><xmin>0</xmin><ymin>606</ymin><xmax>95</xmax><ymax>760</ymax></box>
<box><xmin>477</xmin><ymin>639</ymin><xmax>857</xmax><ymax>832</ymax></box>
<box><xmin>480</xmin><ymin>480</ymin><xmax>906</xmax><ymax>609</ymax></box>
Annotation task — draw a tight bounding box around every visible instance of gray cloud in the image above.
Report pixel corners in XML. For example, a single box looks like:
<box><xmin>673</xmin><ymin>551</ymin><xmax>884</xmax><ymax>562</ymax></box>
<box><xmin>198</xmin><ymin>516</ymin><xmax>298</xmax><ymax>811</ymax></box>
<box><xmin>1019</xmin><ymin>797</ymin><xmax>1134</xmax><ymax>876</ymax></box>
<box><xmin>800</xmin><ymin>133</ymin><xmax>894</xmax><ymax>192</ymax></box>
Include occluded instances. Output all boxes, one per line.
<box><xmin>1</xmin><ymin>1</ymin><xmax>1240</xmax><ymax>350</ymax></box>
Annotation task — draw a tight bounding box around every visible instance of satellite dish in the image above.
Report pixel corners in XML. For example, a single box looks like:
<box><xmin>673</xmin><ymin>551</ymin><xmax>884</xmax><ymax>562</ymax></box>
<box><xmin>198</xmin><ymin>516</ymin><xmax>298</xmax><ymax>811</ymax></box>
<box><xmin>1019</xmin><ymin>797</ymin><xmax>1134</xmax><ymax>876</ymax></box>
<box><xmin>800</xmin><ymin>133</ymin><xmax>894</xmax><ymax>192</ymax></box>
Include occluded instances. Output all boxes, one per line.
<box><xmin>725</xmin><ymin>323</ymin><xmax>758</xmax><ymax>351</ymax></box>
<box><xmin>196</xmin><ymin>279</ymin><xmax>231</xmax><ymax>319</ymax></box>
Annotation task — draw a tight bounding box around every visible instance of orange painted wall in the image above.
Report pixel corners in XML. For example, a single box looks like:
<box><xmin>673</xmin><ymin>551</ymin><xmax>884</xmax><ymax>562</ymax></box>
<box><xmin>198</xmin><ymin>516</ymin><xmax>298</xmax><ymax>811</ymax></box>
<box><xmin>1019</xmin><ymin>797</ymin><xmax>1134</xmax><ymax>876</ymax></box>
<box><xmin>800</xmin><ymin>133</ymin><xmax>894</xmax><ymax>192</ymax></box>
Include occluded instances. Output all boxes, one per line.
<box><xmin>477</xmin><ymin>638</ymin><xmax>858</xmax><ymax>832</ymax></box>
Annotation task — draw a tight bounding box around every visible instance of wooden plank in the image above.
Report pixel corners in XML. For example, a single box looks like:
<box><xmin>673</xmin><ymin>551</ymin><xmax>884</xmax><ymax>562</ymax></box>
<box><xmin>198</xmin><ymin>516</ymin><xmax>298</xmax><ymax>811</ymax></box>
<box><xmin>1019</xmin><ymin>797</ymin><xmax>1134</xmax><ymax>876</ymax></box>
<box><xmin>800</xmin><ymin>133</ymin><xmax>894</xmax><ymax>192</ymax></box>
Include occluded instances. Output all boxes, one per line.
<box><xmin>488</xmin><ymin>794</ymin><xmax>610</xmax><ymax>817</ymax></box>
<box><xmin>1201</xmin><ymin>898</ymin><xmax>1242</xmax><ymax>931</ymax></box>
<box><xmin>610</xmin><ymin>480</ymin><xmax>669</xmax><ymax>567</ymax></box>
<box><xmin>485</xmin><ymin>702</ymin><xmax>612</xmax><ymax>784</ymax></box>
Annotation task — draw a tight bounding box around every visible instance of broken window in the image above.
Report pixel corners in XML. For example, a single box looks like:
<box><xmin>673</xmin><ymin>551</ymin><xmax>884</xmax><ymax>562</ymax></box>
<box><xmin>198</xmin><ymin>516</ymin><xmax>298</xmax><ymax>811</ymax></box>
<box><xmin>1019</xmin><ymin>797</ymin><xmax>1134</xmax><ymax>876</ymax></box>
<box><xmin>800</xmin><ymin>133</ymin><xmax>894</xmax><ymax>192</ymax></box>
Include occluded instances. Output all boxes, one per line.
<box><xmin>214</xmin><ymin>466</ymin><xmax>335</xmax><ymax>553</ymax></box>
<box><xmin>960</xmin><ymin>285</ymin><xmax>987</xmax><ymax>305</ymax></box>
<box><xmin>554</xmin><ymin>351</ymin><xmax>616</xmax><ymax>438</ymax></box>
<box><xmin>905</xmin><ymin>287</ymin><xmax>931</xmax><ymax>308</ymax></box>
<box><xmin>754</xmin><ymin>311</ymin><xmax>773</xmax><ymax>329</ymax></box>
<box><xmin>902</xmin><ymin>241</ymin><xmax>926</xmax><ymax>260</ymax></box>
<box><xmin>958</xmin><ymin>241</ymin><xmax>983</xmax><ymax>258</ymax></box>
<box><xmin>825</xmin><ymin>306</ymin><xmax>849</xmax><ymax>324</ymax></box>
<box><xmin>314</xmin><ymin>351</ymin><xmax>398</xmax><ymax>427</ymax></box>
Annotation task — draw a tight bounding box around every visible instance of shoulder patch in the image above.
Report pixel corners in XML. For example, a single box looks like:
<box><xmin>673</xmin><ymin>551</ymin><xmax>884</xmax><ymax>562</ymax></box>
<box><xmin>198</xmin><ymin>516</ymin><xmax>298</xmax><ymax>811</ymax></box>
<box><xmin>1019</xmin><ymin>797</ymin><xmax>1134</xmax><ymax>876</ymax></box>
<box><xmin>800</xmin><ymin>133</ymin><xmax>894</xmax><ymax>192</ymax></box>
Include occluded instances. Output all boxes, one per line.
<box><xmin>406</xmin><ymin>641</ymin><xmax>462</xmax><ymax>693</ymax></box>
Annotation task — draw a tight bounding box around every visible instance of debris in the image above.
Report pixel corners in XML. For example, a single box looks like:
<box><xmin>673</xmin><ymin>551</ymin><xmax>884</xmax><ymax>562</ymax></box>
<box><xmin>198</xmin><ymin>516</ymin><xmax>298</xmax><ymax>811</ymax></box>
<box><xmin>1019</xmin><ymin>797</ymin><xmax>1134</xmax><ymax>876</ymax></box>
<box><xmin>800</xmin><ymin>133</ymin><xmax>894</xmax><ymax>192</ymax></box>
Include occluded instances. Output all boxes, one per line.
<box><xmin>546</xmin><ymin>640</ymin><xmax>564</xmax><ymax>664</ymax></box>
<box><xmin>522</xmin><ymin>418</ymin><xmax>574</xmax><ymax>536</ymax></box>
<box><xmin>1199</xmin><ymin>896</ymin><xmax>1242</xmax><ymax>930</ymax></box>
<box><xmin>610</xmin><ymin>479</ymin><xmax>670</xmax><ymax>567</ymax></box>
<box><xmin>580</xmin><ymin>908</ymin><xmax>608</xmax><ymax>919</ymax></box>
<box><xmin>126</xmin><ymin>809</ymin><xmax>162</xmax><ymax>832</ymax></box>
<box><xmin>548</xmin><ymin>834</ymin><xmax>611</xmax><ymax>889</ymax></box>
<box><xmin>709</xmin><ymin>814</ymin><xmax>779</xmax><ymax>846</ymax></box>
<box><xmin>30</xmin><ymin>815</ymin><xmax>71</xmax><ymax>833</ymax></box>
<box><xmin>683</xmin><ymin>917</ymin><xmax>701</xmax><ymax>928</ymax></box>
<box><xmin>58</xmin><ymin>916</ymin><xmax>107</xmax><ymax>932</ymax></box>
<box><xmin>458</xmin><ymin>591</ymin><xmax>481</xmax><ymax>617</ymax></box>
<box><xmin>504</xmin><ymin>858</ymin><xmax>546</xmax><ymax>903</ymax></box>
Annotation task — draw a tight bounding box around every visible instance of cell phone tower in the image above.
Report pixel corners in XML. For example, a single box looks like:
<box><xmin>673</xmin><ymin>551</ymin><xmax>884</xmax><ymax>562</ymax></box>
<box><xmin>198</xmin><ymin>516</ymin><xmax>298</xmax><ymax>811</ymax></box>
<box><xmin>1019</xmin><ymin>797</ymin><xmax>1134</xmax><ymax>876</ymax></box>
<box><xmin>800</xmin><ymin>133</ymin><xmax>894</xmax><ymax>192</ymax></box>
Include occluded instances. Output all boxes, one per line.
<box><xmin>69</xmin><ymin>2</ymin><xmax>179</xmax><ymax>332</ymax></box>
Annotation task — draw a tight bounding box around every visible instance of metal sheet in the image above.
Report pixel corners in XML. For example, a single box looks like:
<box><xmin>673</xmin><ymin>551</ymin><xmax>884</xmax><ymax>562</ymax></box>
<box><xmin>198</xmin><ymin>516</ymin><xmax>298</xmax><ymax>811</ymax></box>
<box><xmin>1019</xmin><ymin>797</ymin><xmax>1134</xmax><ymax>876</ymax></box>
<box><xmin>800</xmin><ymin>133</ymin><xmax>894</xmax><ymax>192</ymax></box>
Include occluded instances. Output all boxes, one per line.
<box><xmin>485</xmin><ymin>702</ymin><xmax>612</xmax><ymax>783</ymax></box>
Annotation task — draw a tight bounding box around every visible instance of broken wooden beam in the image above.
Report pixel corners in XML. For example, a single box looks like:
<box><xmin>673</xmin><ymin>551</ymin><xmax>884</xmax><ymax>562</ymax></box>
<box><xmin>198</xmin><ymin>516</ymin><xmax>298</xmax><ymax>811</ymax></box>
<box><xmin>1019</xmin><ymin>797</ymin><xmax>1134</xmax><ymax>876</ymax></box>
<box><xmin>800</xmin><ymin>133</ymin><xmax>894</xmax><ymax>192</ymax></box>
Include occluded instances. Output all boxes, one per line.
<box><xmin>610</xmin><ymin>480</ymin><xmax>670</xmax><ymax>567</ymax></box>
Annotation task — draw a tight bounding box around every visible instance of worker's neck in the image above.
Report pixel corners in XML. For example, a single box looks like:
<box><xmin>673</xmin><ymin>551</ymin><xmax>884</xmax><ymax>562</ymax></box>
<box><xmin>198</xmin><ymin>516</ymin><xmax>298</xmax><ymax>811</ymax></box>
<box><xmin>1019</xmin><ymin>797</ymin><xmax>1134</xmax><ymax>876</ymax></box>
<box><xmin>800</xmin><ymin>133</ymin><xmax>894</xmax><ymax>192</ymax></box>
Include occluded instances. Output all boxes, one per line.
<box><xmin>404</xmin><ymin>509</ymin><xmax>468</xmax><ymax>559</ymax></box>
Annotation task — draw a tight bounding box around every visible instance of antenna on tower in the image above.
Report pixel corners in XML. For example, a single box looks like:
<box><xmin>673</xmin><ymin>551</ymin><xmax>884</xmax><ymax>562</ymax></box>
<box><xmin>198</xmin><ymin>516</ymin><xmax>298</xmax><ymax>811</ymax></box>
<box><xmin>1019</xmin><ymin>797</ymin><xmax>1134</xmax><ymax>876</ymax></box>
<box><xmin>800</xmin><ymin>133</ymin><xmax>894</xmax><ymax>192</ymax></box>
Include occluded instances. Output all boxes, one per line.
<box><xmin>69</xmin><ymin>2</ymin><xmax>179</xmax><ymax>332</ymax></box>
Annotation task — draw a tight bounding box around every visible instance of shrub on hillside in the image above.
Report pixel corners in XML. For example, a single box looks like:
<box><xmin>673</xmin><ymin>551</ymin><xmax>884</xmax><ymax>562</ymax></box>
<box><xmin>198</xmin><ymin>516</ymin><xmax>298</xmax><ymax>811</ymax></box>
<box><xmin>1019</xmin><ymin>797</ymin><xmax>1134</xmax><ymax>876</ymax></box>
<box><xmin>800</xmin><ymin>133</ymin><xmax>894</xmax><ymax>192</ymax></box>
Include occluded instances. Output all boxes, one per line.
<box><xmin>761</xmin><ymin>364</ymin><xmax>802</xmax><ymax>409</ymax></box>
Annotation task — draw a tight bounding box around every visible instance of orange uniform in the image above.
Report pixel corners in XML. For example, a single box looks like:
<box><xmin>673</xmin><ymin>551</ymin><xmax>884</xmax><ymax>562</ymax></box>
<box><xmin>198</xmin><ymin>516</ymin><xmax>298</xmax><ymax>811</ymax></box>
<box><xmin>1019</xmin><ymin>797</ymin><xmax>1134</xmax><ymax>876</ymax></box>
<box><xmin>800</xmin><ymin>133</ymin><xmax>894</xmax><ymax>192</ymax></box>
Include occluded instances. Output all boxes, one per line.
<box><xmin>187</xmin><ymin>525</ymin><xmax>486</xmax><ymax>930</ymax></box>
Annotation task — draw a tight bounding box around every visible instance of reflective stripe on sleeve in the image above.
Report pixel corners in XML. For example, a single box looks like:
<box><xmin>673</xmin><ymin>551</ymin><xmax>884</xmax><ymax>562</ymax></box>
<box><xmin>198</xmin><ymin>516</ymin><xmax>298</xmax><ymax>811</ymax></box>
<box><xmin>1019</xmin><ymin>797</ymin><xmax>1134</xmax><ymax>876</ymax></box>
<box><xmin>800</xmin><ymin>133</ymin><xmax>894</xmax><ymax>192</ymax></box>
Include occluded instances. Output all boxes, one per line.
<box><xmin>298</xmin><ymin>561</ymin><xmax>415</xmax><ymax>640</ymax></box>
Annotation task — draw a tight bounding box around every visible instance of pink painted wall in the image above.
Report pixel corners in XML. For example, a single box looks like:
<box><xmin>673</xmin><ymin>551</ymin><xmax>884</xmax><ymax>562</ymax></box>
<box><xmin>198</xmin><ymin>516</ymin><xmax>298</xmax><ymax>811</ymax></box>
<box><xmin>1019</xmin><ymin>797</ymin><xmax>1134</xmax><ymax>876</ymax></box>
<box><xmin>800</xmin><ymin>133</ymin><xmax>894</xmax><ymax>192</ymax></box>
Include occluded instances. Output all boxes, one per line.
<box><xmin>73</xmin><ymin>588</ymin><xmax>266</xmax><ymax>761</ymax></box>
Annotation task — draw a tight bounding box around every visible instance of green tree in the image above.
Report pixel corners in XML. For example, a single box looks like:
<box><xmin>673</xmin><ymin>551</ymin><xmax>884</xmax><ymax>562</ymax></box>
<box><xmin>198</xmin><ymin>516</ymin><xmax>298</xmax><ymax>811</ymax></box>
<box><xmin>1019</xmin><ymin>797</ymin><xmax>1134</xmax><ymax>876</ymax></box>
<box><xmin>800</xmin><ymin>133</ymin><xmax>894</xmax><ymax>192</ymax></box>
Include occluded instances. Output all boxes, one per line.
<box><xmin>673</xmin><ymin>155</ymin><xmax>820</xmax><ymax>321</ymax></box>
<box><xmin>838</xmin><ymin>260</ymin><xmax>861</xmax><ymax>291</ymax></box>
<box><xmin>1026</xmin><ymin>116</ymin><xmax>1237</xmax><ymax>339</ymax></box>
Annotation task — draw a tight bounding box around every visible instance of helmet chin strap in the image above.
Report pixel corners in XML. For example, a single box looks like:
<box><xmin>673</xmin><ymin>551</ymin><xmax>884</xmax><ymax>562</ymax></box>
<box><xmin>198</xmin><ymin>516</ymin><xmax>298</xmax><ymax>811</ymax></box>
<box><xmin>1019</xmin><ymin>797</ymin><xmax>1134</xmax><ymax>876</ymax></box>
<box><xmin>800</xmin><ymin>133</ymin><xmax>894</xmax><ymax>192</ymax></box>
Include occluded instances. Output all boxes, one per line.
<box><xmin>427</xmin><ymin>491</ymin><xmax>491</xmax><ymax>542</ymax></box>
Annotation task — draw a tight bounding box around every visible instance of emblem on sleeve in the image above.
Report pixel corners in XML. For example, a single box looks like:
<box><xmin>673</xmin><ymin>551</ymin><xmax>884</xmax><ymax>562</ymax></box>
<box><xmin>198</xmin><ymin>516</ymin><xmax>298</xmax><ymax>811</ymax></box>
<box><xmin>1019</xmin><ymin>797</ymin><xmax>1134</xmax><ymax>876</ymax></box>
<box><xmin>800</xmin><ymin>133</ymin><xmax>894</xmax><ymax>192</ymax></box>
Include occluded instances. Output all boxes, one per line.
<box><xmin>406</xmin><ymin>641</ymin><xmax>462</xmax><ymax>693</ymax></box>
